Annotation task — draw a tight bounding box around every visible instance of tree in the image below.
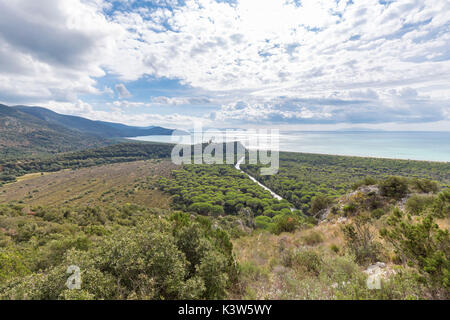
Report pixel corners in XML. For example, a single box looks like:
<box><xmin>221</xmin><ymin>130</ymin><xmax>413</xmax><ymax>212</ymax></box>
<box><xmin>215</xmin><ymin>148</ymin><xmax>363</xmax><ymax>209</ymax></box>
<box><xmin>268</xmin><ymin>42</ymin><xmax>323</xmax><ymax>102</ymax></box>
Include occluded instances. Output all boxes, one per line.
<box><xmin>189</xmin><ymin>202</ymin><xmax>213</xmax><ymax>215</ymax></box>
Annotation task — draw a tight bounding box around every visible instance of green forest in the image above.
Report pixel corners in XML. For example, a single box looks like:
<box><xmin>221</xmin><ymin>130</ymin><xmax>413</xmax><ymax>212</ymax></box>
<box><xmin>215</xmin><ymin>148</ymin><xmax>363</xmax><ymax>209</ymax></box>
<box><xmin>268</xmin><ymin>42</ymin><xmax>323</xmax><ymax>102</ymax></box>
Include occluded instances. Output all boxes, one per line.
<box><xmin>241</xmin><ymin>152</ymin><xmax>450</xmax><ymax>213</ymax></box>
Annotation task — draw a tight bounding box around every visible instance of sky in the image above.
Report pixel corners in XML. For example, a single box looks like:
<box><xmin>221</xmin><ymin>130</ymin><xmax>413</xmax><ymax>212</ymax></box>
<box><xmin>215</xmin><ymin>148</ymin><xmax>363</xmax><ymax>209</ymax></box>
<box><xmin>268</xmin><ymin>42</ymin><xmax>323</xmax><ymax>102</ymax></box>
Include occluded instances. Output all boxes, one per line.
<box><xmin>0</xmin><ymin>0</ymin><xmax>449</xmax><ymax>131</ymax></box>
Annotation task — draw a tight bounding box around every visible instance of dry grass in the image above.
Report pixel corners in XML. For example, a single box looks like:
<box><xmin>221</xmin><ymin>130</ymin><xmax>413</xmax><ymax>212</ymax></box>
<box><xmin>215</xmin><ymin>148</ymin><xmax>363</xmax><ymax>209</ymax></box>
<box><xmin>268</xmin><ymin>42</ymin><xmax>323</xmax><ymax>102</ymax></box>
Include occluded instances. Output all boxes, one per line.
<box><xmin>436</xmin><ymin>218</ymin><xmax>450</xmax><ymax>231</ymax></box>
<box><xmin>0</xmin><ymin>159</ymin><xmax>177</xmax><ymax>208</ymax></box>
<box><xmin>230</xmin><ymin>222</ymin><xmax>350</xmax><ymax>299</ymax></box>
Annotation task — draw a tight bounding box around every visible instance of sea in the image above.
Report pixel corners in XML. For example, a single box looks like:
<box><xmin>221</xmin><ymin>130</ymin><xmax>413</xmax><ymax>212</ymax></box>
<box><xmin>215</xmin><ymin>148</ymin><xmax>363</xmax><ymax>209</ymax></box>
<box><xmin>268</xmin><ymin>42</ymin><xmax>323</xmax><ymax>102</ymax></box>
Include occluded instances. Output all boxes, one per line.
<box><xmin>130</xmin><ymin>131</ymin><xmax>450</xmax><ymax>163</ymax></box>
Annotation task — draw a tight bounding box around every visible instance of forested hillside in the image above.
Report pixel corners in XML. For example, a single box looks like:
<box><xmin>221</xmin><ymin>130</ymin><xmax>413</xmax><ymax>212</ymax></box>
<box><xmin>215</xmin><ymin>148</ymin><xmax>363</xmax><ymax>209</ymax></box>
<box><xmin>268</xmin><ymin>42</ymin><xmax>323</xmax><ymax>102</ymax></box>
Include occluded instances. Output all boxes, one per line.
<box><xmin>0</xmin><ymin>104</ymin><xmax>184</xmax><ymax>159</ymax></box>
<box><xmin>14</xmin><ymin>105</ymin><xmax>180</xmax><ymax>138</ymax></box>
<box><xmin>0</xmin><ymin>104</ymin><xmax>109</xmax><ymax>158</ymax></box>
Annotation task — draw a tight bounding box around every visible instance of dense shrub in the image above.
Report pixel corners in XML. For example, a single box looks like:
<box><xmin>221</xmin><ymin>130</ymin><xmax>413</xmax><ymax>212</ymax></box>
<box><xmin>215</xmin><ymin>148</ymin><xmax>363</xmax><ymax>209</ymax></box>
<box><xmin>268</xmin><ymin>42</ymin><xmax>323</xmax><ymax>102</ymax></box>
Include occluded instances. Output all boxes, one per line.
<box><xmin>379</xmin><ymin>176</ymin><xmax>409</xmax><ymax>199</ymax></box>
<box><xmin>0</xmin><ymin>249</ymin><xmax>30</xmax><ymax>282</ymax></box>
<box><xmin>371</xmin><ymin>208</ymin><xmax>386</xmax><ymax>219</ymax></box>
<box><xmin>432</xmin><ymin>189</ymin><xmax>450</xmax><ymax>218</ymax></box>
<box><xmin>292</xmin><ymin>249</ymin><xmax>323</xmax><ymax>275</ymax></box>
<box><xmin>380</xmin><ymin>209</ymin><xmax>449</xmax><ymax>298</ymax></box>
<box><xmin>0</xmin><ymin>208</ymin><xmax>237</xmax><ymax>300</ymax></box>
<box><xmin>352</xmin><ymin>176</ymin><xmax>377</xmax><ymax>190</ymax></box>
<box><xmin>310</xmin><ymin>194</ymin><xmax>333</xmax><ymax>216</ymax></box>
<box><xmin>342</xmin><ymin>217</ymin><xmax>382</xmax><ymax>265</ymax></box>
<box><xmin>272</xmin><ymin>215</ymin><xmax>301</xmax><ymax>235</ymax></box>
<box><xmin>405</xmin><ymin>194</ymin><xmax>435</xmax><ymax>215</ymax></box>
<box><xmin>410</xmin><ymin>178</ymin><xmax>439</xmax><ymax>194</ymax></box>
<box><xmin>302</xmin><ymin>230</ymin><xmax>324</xmax><ymax>246</ymax></box>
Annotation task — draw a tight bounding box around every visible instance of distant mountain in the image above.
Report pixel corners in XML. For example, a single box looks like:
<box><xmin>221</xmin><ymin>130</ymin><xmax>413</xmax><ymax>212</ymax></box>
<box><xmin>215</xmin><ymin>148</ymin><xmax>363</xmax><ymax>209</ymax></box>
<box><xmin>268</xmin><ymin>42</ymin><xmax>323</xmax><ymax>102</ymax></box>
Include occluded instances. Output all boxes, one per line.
<box><xmin>335</xmin><ymin>127</ymin><xmax>385</xmax><ymax>132</ymax></box>
<box><xmin>0</xmin><ymin>104</ymin><xmax>184</xmax><ymax>158</ymax></box>
<box><xmin>13</xmin><ymin>105</ymin><xmax>183</xmax><ymax>138</ymax></box>
<box><xmin>0</xmin><ymin>104</ymin><xmax>109</xmax><ymax>157</ymax></box>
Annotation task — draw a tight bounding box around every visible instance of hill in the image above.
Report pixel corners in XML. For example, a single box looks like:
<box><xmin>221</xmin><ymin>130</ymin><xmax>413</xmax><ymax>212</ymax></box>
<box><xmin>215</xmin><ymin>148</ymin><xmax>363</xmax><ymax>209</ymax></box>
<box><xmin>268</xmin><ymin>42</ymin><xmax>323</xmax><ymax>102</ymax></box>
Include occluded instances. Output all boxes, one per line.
<box><xmin>0</xmin><ymin>104</ymin><xmax>109</xmax><ymax>158</ymax></box>
<box><xmin>13</xmin><ymin>105</ymin><xmax>181</xmax><ymax>137</ymax></box>
<box><xmin>0</xmin><ymin>104</ymin><xmax>186</xmax><ymax>158</ymax></box>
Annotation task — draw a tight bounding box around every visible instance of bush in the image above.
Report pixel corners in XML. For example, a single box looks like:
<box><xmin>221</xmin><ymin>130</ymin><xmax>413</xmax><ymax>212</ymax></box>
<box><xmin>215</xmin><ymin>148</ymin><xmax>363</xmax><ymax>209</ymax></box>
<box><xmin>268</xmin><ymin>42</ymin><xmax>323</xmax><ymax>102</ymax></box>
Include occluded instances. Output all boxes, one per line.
<box><xmin>380</xmin><ymin>209</ymin><xmax>449</xmax><ymax>297</ymax></box>
<box><xmin>254</xmin><ymin>215</ymin><xmax>273</xmax><ymax>230</ymax></box>
<box><xmin>330</xmin><ymin>244</ymin><xmax>340</xmax><ymax>254</ymax></box>
<box><xmin>371</xmin><ymin>208</ymin><xmax>386</xmax><ymax>219</ymax></box>
<box><xmin>292</xmin><ymin>249</ymin><xmax>323</xmax><ymax>275</ymax></box>
<box><xmin>343</xmin><ymin>203</ymin><xmax>357</xmax><ymax>216</ymax></box>
<box><xmin>310</xmin><ymin>194</ymin><xmax>333</xmax><ymax>216</ymax></box>
<box><xmin>272</xmin><ymin>215</ymin><xmax>301</xmax><ymax>235</ymax></box>
<box><xmin>238</xmin><ymin>261</ymin><xmax>267</xmax><ymax>282</ymax></box>
<box><xmin>342</xmin><ymin>217</ymin><xmax>382</xmax><ymax>265</ymax></box>
<box><xmin>432</xmin><ymin>189</ymin><xmax>450</xmax><ymax>218</ymax></box>
<box><xmin>302</xmin><ymin>230</ymin><xmax>324</xmax><ymax>246</ymax></box>
<box><xmin>405</xmin><ymin>194</ymin><xmax>435</xmax><ymax>215</ymax></box>
<box><xmin>379</xmin><ymin>176</ymin><xmax>409</xmax><ymax>199</ymax></box>
<box><xmin>352</xmin><ymin>176</ymin><xmax>377</xmax><ymax>190</ymax></box>
<box><xmin>410</xmin><ymin>178</ymin><xmax>439</xmax><ymax>194</ymax></box>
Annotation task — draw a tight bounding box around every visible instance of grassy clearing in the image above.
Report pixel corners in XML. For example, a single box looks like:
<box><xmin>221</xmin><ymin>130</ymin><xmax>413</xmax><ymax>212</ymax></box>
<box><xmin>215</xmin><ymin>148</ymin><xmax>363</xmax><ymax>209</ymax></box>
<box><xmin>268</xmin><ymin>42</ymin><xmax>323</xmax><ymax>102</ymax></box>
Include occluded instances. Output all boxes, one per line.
<box><xmin>0</xmin><ymin>160</ymin><xmax>176</xmax><ymax>208</ymax></box>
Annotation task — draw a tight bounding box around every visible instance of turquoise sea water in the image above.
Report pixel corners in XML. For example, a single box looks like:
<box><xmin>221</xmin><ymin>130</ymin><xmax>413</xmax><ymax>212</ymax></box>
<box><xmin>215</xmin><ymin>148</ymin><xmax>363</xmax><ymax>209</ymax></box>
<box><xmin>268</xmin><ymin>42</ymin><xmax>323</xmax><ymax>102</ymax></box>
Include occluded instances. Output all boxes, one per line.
<box><xmin>131</xmin><ymin>131</ymin><xmax>450</xmax><ymax>162</ymax></box>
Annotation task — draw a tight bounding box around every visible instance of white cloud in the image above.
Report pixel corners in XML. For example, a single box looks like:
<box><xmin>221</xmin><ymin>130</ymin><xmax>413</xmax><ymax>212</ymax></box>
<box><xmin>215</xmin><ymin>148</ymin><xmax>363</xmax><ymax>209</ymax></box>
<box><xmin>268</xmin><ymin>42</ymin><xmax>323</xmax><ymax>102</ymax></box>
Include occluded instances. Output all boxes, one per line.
<box><xmin>0</xmin><ymin>0</ymin><xmax>449</xmax><ymax>128</ymax></box>
<box><xmin>103</xmin><ymin>0</ymin><xmax>450</xmax><ymax>95</ymax></box>
<box><xmin>45</xmin><ymin>99</ymin><xmax>94</xmax><ymax>115</ymax></box>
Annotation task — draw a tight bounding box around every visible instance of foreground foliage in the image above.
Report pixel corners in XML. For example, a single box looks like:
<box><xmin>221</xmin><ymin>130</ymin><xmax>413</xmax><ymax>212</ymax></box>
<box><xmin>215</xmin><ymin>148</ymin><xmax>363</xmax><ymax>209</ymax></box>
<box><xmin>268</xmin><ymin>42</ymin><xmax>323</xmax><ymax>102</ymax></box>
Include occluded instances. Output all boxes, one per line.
<box><xmin>0</xmin><ymin>204</ymin><xmax>236</xmax><ymax>299</ymax></box>
<box><xmin>381</xmin><ymin>210</ymin><xmax>449</xmax><ymax>297</ymax></box>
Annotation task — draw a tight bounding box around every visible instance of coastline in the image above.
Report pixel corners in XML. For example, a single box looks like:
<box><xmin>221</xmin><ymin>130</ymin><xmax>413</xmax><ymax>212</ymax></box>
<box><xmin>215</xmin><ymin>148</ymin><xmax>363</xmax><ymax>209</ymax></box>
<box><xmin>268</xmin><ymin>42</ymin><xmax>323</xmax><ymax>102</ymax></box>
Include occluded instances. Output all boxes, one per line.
<box><xmin>128</xmin><ymin>135</ymin><xmax>450</xmax><ymax>164</ymax></box>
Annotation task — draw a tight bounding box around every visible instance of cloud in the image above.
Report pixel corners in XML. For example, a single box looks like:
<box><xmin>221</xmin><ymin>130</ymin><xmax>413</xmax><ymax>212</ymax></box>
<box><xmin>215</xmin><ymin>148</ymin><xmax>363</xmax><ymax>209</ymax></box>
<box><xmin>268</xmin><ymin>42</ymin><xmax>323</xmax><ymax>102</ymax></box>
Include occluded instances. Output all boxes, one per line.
<box><xmin>115</xmin><ymin>83</ymin><xmax>132</xmax><ymax>98</ymax></box>
<box><xmin>150</xmin><ymin>96</ymin><xmax>212</xmax><ymax>105</ymax></box>
<box><xmin>44</xmin><ymin>99</ymin><xmax>94</xmax><ymax>115</ymax></box>
<box><xmin>0</xmin><ymin>0</ymin><xmax>121</xmax><ymax>105</ymax></box>
<box><xmin>46</xmin><ymin>99</ymin><xmax>211</xmax><ymax>129</ymax></box>
<box><xmin>212</xmin><ymin>88</ymin><xmax>450</xmax><ymax>125</ymax></box>
<box><xmin>0</xmin><ymin>0</ymin><xmax>449</xmax><ymax>128</ymax></box>
<box><xmin>150</xmin><ymin>96</ymin><xmax>188</xmax><ymax>105</ymax></box>
<box><xmin>101</xmin><ymin>0</ymin><xmax>450</xmax><ymax>93</ymax></box>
